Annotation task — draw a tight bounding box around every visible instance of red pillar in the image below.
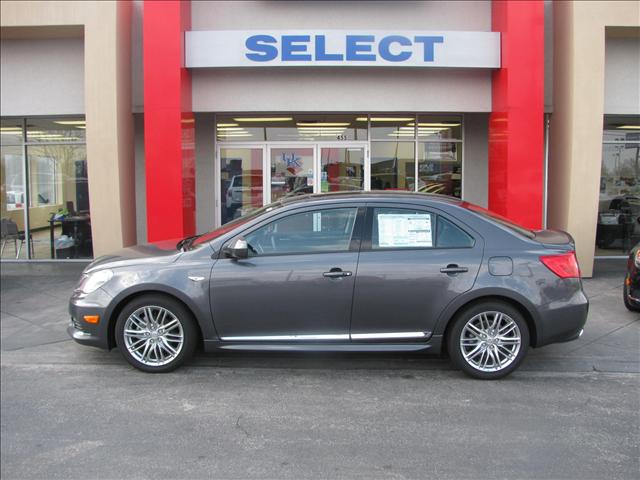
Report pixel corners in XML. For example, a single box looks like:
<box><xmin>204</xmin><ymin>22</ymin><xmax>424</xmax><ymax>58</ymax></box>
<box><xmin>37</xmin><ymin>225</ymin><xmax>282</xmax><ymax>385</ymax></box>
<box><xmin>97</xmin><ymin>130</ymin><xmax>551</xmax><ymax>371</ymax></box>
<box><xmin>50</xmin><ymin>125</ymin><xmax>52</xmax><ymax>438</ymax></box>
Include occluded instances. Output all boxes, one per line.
<box><xmin>489</xmin><ymin>0</ymin><xmax>544</xmax><ymax>230</ymax></box>
<box><xmin>143</xmin><ymin>0</ymin><xmax>195</xmax><ymax>242</ymax></box>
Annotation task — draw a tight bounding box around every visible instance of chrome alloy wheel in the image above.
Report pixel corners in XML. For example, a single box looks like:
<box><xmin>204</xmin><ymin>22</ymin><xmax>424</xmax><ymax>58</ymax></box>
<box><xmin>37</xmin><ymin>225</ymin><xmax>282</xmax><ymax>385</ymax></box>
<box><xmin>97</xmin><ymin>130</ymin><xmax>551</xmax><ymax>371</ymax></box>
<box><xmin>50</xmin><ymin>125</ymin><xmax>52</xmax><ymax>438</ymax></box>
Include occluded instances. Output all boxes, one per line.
<box><xmin>123</xmin><ymin>306</ymin><xmax>184</xmax><ymax>367</ymax></box>
<box><xmin>459</xmin><ymin>311</ymin><xmax>521</xmax><ymax>373</ymax></box>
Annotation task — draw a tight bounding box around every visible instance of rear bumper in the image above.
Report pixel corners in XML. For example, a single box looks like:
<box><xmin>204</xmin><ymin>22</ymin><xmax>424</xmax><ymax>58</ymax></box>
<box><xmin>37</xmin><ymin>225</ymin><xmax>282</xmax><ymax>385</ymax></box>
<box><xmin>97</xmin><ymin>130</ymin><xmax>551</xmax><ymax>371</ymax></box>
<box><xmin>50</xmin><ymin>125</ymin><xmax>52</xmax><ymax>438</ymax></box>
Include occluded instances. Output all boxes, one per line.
<box><xmin>534</xmin><ymin>289</ymin><xmax>589</xmax><ymax>347</ymax></box>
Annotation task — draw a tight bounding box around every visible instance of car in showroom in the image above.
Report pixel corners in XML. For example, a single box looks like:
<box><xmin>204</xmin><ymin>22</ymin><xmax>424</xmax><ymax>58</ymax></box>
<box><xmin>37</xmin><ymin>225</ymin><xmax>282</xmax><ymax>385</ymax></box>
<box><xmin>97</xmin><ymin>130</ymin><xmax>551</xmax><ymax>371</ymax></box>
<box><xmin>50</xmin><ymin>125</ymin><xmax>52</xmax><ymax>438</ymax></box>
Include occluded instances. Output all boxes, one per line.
<box><xmin>624</xmin><ymin>242</ymin><xmax>640</xmax><ymax>312</ymax></box>
<box><xmin>68</xmin><ymin>192</ymin><xmax>588</xmax><ymax>379</ymax></box>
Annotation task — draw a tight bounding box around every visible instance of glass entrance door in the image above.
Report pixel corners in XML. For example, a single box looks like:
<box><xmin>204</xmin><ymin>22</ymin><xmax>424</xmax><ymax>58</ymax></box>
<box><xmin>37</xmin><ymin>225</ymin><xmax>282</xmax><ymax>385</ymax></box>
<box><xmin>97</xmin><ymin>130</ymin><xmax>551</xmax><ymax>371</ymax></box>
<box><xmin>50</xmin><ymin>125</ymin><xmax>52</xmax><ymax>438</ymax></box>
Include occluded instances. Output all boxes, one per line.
<box><xmin>217</xmin><ymin>143</ymin><xmax>368</xmax><ymax>225</ymax></box>
<box><xmin>319</xmin><ymin>145</ymin><xmax>366</xmax><ymax>193</ymax></box>
<box><xmin>268</xmin><ymin>146</ymin><xmax>315</xmax><ymax>201</ymax></box>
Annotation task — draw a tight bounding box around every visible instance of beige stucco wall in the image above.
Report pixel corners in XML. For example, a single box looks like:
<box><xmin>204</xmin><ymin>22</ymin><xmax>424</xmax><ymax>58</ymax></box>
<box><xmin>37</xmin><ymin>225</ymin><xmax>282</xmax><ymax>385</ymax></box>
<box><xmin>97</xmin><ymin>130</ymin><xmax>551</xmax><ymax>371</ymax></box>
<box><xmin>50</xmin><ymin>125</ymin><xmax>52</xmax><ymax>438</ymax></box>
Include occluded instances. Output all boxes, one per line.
<box><xmin>0</xmin><ymin>0</ymin><xmax>136</xmax><ymax>256</ymax></box>
<box><xmin>548</xmin><ymin>1</ymin><xmax>640</xmax><ymax>277</ymax></box>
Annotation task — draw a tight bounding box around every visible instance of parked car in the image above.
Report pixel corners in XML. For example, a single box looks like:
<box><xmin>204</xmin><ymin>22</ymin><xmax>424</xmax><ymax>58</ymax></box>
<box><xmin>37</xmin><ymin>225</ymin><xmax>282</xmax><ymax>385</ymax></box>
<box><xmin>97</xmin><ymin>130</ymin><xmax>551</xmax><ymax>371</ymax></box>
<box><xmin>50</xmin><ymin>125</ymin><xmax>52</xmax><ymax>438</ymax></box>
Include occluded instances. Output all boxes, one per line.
<box><xmin>68</xmin><ymin>192</ymin><xmax>588</xmax><ymax>379</ymax></box>
<box><xmin>624</xmin><ymin>242</ymin><xmax>640</xmax><ymax>312</ymax></box>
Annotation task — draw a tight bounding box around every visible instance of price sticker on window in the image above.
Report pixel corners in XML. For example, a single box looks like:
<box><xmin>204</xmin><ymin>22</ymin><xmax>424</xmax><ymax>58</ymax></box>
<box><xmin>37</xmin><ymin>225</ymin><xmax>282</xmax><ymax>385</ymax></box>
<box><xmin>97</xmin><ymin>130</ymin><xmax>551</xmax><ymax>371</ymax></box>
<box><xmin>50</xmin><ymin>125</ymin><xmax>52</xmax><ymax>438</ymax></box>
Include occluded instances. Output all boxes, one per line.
<box><xmin>377</xmin><ymin>213</ymin><xmax>433</xmax><ymax>248</ymax></box>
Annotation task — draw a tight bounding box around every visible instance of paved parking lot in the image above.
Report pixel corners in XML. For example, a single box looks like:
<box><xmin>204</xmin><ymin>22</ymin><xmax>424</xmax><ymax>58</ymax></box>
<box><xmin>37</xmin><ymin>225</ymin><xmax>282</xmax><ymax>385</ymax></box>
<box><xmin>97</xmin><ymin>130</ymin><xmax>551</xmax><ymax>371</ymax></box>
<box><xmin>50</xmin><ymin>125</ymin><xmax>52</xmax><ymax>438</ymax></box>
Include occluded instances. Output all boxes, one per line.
<box><xmin>1</xmin><ymin>260</ymin><xmax>639</xmax><ymax>479</ymax></box>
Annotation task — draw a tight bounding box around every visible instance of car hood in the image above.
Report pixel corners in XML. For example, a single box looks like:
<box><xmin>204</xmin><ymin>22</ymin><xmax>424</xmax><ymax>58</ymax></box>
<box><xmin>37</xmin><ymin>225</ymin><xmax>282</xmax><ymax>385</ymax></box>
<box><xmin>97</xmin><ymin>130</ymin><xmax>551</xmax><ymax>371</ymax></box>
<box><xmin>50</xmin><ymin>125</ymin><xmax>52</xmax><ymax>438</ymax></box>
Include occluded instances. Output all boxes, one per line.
<box><xmin>84</xmin><ymin>240</ymin><xmax>183</xmax><ymax>273</ymax></box>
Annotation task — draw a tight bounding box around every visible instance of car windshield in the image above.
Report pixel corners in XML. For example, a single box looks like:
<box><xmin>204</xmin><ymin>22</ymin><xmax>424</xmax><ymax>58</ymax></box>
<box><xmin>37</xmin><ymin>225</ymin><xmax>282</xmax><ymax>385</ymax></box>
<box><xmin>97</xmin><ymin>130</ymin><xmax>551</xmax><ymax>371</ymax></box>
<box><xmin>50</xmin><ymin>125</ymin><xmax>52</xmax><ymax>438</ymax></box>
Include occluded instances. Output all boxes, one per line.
<box><xmin>190</xmin><ymin>203</ymin><xmax>283</xmax><ymax>248</ymax></box>
<box><xmin>461</xmin><ymin>202</ymin><xmax>535</xmax><ymax>239</ymax></box>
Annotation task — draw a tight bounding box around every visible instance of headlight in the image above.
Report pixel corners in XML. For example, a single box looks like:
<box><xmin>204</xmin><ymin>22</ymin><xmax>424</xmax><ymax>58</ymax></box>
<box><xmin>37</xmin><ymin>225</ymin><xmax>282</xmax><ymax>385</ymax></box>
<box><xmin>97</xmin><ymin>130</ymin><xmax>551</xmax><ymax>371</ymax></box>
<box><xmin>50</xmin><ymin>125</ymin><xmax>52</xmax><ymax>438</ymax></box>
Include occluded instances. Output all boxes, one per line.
<box><xmin>78</xmin><ymin>269</ymin><xmax>113</xmax><ymax>293</ymax></box>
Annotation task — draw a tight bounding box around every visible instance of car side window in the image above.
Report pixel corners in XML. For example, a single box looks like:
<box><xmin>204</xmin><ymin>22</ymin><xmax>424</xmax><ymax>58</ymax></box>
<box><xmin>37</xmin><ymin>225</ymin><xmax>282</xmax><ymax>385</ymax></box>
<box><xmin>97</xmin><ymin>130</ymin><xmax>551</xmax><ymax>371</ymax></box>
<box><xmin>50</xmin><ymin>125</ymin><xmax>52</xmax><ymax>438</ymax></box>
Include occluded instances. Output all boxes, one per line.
<box><xmin>436</xmin><ymin>216</ymin><xmax>475</xmax><ymax>248</ymax></box>
<box><xmin>372</xmin><ymin>208</ymin><xmax>434</xmax><ymax>249</ymax></box>
<box><xmin>245</xmin><ymin>207</ymin><xmax>358</xmax><ymax>256</ymax></box>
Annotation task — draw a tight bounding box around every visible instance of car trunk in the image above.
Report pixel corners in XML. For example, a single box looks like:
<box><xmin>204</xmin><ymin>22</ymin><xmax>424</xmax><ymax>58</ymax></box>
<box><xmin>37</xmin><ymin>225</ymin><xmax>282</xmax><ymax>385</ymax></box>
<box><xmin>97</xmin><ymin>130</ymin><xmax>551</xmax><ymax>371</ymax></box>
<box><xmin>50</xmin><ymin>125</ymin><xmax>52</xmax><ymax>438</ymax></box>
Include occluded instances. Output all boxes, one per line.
<box><xmin>533</xmin><ymin>229</ymin><xmax>576</xmax><ymax>250</ymax></box>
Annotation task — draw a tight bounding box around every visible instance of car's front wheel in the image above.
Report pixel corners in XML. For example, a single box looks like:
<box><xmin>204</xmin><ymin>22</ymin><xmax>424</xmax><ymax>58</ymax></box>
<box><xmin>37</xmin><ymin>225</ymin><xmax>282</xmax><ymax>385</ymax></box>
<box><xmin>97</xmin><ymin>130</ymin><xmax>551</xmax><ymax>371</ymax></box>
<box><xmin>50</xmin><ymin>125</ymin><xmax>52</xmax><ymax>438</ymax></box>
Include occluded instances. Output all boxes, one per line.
<box><xmin>448</xmin><ymin>301</ymin><xmax>530</xmax><ymax>379</ymax></box>
<box><xmin>115</xmin><ymin>295</ymin><xmax>198</xmax><ymax>373</ymax></box>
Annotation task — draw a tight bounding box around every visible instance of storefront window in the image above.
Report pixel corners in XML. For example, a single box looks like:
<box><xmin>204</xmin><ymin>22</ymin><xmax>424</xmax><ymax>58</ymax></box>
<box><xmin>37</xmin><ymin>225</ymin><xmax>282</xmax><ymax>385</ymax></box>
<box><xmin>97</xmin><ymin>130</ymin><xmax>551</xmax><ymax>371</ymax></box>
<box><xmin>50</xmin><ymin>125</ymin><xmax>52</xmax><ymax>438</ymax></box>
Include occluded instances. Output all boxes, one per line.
<box><xmin>370</xmin><ymin>115</ymin><xmax>416</xmax><ymax>140</ymax></box>
<box><xmin>417</xmin><ymin>142</ymin><xmax>463</xmax><ymax>196</ymax></box>
<box><xmin>26</xmin><ymin>118</ymin><xmax>86</xmax><ymax>143</ymax></box>
<box><xmin>216</xmin><ymin>115</ymin><xmax>367</xmax><ymax>142</ymax></box>
<box><xmin>370</xmin><ymin>141</ymin><xmax>415</xmax><ymax>191</ymax></box>
<box><xmin>596</xmin><ymin>115</ymin><xmax>640</xmax><ymax>256</ymax></box>
<box><xmin>1</xmin><ymin>117</ymin><xmax>90</xmax><ymax>260</ymax></box>
<box><xmin>215</xmin><ymin>113</ymin><xmax>464</xmax><ymax>225</ymax></box>
<box><xmin>219</xmin><ymin>147</ymin><xmax>263</xmax><ymax>224</ymax></box>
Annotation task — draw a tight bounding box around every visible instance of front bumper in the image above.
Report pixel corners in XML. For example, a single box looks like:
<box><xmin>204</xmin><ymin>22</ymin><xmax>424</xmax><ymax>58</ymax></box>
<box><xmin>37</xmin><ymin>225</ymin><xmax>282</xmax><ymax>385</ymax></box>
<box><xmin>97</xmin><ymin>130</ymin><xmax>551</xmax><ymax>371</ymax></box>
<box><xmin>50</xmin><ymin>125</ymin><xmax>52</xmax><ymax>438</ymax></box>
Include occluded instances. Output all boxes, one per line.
<box><xmin>67</xmin><ymin>288</ymin><xmax>113</xmax><ymax>350</ymax></box>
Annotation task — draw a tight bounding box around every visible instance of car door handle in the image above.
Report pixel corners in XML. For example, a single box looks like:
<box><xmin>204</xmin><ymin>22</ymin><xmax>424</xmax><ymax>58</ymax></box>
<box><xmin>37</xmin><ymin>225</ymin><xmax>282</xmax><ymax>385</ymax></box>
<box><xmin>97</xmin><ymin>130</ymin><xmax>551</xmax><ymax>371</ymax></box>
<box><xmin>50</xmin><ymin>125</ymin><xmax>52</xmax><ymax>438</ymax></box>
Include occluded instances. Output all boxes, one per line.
<box><xmin>323</xmin><ymin>269</ymin><xmax>352</xmax><ymax>278</ymax></box>
<box><xmin>440</xmin><ymin>265</ymin><xmax>469</xmax><ymax>274</ymax></box>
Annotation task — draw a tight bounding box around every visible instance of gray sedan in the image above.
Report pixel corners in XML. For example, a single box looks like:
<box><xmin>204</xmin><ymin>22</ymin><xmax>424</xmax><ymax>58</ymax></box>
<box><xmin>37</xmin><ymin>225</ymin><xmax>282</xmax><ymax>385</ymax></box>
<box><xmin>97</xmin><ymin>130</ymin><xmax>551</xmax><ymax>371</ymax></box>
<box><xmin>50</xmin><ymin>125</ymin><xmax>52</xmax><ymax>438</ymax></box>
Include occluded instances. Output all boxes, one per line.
<box><xmin>68</xmin><ymin>192</ymin><xmax>588</xmax><ymax>379</ymax></box>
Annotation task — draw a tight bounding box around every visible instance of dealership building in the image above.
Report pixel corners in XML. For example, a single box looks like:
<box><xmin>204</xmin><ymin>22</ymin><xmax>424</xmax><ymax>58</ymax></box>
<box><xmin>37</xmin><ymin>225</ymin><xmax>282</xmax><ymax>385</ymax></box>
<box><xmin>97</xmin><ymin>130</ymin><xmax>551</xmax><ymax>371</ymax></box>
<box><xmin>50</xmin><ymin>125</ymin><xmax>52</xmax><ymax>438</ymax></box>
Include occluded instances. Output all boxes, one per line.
<box><xmin>1</xmin><ymin>0</ymin><xmax>639</xmax><ymax>276</ymax></box>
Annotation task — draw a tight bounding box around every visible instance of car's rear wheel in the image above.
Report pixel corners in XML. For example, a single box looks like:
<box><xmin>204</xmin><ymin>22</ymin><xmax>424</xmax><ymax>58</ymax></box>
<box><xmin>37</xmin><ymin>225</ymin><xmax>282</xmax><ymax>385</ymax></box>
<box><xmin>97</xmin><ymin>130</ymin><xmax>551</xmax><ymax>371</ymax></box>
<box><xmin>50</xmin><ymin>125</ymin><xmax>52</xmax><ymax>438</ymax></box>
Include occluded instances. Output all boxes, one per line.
<box><xmin>623</xmin><ymin>284</ymin><xmax>640</xmax><ymax>312</ymax></box>
<box><xmin>448</xmin><ymin>301</ymin><xmax>529</xmax><ymax>379</ymax></box>
<box><xmin>115</xmin><ymin>295</ymin><xmax>198</xmax><ymax>373</ymax></box>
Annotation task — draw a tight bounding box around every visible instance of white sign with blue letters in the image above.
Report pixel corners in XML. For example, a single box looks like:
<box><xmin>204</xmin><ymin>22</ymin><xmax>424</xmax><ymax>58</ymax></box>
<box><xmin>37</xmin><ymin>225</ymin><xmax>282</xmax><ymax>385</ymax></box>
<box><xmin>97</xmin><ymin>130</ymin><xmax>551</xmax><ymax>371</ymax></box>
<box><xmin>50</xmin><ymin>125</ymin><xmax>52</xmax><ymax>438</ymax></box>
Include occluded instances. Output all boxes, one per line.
<box><xmin>185</xmin><ymin>30</ymin><xmax>500</xmax><ymax>69</ymax></box>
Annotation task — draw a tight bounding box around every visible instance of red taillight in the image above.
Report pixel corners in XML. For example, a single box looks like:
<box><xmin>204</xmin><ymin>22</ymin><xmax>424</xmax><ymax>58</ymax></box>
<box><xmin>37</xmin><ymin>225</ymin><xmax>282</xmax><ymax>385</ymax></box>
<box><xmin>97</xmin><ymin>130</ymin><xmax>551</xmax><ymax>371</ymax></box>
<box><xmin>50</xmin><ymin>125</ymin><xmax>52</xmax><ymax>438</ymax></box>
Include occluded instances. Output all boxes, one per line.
<box><xmin>540</xmin><ymin>251</ymin><xmax>581</xmax><ymax>279</ymax></box>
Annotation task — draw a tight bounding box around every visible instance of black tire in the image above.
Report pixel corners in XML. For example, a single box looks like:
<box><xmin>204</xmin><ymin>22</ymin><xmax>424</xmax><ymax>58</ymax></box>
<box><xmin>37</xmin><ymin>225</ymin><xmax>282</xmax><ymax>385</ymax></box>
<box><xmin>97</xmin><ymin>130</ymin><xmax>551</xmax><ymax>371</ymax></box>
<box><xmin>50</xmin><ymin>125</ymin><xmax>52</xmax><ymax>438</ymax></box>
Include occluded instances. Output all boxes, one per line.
<box><xmin>623</xmin><ymin>284</ymin><xmax>640</xmax><ymax>312</ymax></box>
<box><xmin>115</xmin><ymin>294</ymin><xmax>198</xmax><ymax>373</ymax></box>
<box><xmin>447</xmin><ymin>301</ymin><xmax>530</xmax><ymax>380</ymax></box>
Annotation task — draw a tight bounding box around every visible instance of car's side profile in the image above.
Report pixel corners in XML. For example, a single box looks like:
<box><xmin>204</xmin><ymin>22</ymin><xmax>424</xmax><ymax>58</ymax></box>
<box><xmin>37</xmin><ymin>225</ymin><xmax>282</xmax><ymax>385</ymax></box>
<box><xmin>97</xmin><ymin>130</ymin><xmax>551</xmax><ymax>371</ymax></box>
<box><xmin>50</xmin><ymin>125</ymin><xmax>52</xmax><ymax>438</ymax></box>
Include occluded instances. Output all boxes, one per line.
<box><xmin>68</xmin><ymin>192</ymin><xmax>589</xmax><ymax>379</ymax></box>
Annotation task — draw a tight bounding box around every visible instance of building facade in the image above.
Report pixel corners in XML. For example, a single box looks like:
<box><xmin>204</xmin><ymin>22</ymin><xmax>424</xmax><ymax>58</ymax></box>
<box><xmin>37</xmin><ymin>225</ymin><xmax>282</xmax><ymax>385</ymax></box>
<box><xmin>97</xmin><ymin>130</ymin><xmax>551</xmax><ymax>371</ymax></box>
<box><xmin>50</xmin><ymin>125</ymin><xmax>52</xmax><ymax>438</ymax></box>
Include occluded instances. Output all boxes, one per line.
<box><xmin>1</xmin><ymin>0</ymin><xmax>638</xmax><ymax>276</ymax></box>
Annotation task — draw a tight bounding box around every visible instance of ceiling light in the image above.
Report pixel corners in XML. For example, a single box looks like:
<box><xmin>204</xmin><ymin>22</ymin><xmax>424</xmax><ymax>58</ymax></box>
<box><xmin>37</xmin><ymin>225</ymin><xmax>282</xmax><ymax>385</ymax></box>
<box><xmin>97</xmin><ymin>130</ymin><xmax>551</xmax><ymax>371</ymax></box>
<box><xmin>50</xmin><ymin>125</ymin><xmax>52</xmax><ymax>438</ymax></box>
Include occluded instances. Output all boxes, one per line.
<box><xmin>369</xmin><ymin>117</ymin><xmax>415</xmax><ymax>122</ymax></box>
<box><xmin>53</xmin><ymin>120</ymin><xmax>86</xmax><ymax>125</ymax></box>
<box><xmin>217</xmin><ymin>127</ymin><xmax>247</xmax><ymax>131</ymax></box>
<box><xmin>296</xmin><ymin>123</ymin><xmax>351</xmax><ymax>127</ymax></box>
<box><xmin>216</xmin><ymin>123</ymin><xmax>239</xmax><ymax>127</ymax></box>
<box><xmin>418</xmin><ymin>123</ymin><xmax>460</xmax><ymax>127</ymax></box>
<box><xmin>0</xmin><ymin>127</ymin><xmax>21</xmax><ymax>131</ymax></box>
<box><xmin>617</xmin><ymin>125</ymin><xmax>640</xmax><ymax>130</ymax></box>
<box><xmin>233</xmin><ymin>117</ymin><xmax>293</xmax><ymax>122</ymax></box>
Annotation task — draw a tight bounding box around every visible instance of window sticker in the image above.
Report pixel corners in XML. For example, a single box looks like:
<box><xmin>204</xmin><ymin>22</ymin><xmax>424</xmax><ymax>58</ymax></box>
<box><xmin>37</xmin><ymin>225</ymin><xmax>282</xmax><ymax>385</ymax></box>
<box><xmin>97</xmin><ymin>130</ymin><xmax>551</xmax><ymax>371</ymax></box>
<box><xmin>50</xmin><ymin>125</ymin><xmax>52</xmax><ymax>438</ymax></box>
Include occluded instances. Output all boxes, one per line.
<box><xmin>377</xmin><ymin>213</ymin><xmax>433</xmax><ymax>248</ymax></box>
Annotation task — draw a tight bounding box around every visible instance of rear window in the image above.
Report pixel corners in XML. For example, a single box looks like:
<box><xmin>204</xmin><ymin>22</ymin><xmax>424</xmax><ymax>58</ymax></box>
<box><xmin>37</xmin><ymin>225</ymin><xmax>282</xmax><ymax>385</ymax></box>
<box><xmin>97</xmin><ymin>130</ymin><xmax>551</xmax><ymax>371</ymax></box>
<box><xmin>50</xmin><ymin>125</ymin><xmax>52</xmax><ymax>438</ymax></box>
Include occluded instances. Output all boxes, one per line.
<box><xmin>461</xmin><ymin>202</ymin><xmax>535</xmax><ymax>239</ymax></box>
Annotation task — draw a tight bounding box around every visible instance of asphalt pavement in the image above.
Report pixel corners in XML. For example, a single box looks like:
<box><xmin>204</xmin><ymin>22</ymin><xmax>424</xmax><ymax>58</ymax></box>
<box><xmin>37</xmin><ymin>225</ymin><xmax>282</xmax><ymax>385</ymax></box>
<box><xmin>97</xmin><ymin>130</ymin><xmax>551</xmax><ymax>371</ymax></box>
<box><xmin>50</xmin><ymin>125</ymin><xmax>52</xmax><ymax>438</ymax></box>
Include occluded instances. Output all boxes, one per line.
<box><xmin>1</xmin><ymin>260</ymin><xmax>638</xmax><ymax>479</ymax></box>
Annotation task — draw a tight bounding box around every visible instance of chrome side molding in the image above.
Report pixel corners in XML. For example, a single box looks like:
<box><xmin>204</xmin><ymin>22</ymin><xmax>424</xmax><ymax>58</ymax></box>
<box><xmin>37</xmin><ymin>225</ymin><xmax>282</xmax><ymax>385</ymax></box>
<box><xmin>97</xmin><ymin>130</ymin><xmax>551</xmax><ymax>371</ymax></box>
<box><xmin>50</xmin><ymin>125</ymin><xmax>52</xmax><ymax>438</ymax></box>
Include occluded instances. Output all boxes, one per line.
<box><xmin>219</xmin><ymin>332</ymin><xmax>430</xmax><ymax>342</ymax></box>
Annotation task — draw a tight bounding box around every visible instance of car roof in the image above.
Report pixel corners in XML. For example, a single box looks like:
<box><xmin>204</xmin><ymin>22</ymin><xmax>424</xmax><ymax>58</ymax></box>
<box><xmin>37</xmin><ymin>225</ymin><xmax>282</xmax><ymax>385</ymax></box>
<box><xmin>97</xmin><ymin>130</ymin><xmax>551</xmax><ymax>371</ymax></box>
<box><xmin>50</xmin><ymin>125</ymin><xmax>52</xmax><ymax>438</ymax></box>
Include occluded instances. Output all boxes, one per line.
<box><xmin>278</xmin><ymin>190</ymin><xmax>464</xmax><ymax>207</ymax></box>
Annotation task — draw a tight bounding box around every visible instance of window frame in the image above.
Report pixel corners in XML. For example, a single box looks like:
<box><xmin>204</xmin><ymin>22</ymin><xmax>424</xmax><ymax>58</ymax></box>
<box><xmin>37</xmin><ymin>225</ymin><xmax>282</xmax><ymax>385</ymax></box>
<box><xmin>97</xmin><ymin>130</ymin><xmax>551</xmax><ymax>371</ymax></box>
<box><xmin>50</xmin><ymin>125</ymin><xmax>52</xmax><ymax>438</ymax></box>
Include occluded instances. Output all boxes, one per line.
<box><xmin>226</xmin><ymin>204</ymin><xmax>367</xmax><ymax>258</ymax></box>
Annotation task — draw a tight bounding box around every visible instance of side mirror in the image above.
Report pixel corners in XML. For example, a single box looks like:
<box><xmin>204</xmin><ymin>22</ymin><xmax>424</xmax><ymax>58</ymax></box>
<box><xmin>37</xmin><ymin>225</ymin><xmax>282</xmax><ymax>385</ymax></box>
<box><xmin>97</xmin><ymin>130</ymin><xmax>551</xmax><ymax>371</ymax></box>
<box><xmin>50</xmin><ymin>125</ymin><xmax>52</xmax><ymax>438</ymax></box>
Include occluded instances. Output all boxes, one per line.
<box><xmin>223</xmin><ymin>237</ymin><xmax>249</xmax><ymax>259</ymax></box>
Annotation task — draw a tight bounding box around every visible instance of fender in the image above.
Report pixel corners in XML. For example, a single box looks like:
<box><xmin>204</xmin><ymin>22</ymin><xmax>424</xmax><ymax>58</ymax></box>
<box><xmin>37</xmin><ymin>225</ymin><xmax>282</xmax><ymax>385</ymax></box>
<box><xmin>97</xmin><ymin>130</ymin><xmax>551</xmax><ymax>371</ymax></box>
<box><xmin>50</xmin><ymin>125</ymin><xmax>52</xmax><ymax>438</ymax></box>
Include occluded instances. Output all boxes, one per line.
<box><xmin>104</xmin><ymin>282</ymin><xmax>218</xmax><ymax>348</ymax></box>
<box><xmin>432</xmin><ymin>286</ymin><xmax>543</xmax><ymax>346</ymax></box>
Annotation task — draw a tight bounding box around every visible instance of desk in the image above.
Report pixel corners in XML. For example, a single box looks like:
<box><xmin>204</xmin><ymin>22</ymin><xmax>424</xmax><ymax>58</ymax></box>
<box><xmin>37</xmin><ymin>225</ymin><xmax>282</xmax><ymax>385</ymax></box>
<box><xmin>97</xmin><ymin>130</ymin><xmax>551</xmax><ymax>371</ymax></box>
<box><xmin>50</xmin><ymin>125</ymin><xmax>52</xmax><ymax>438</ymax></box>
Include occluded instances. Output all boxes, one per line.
<box><xmin>48</xmin><ymin>215</ymin><xmax>91</xmax><ymax>259</ymax></box>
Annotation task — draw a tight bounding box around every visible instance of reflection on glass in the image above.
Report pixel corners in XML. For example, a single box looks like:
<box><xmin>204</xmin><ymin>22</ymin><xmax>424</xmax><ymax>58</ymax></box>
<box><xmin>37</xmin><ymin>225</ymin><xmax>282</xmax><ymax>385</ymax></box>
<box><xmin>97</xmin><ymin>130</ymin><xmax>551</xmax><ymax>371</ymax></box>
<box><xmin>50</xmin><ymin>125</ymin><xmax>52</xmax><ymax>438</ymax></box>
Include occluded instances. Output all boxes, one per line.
<box><xmin>27</xmin><ymin>145</ymin><xmax>92</xmax><ymax>259</ymax></box>
<box><xmin>26</xmin><ymin>118</ymin><xmax>86</xmax><ymax>143</ymax></box>
<box><xmin>596</xmin><ymin>115</ymin><xmax>640</xmax><ymax>255</ymax></box>
<box><xmin>216</xmin><ymin>115</ymin><xmax>367</xmax><ymax>142</ymax></box>
<box><xmin>1</xmin><ymin>145</ymin><xmax>28</xmax><ymax>259</ymax></box>
<box><xmin>1</xmin><ymin>118</ymin><xmax>23</xmax><ymax>146</ymax></box>
<box><xmin>270</xmin><ymin>147</ymin><xmax>314</xmax><ymax>201</ymax></box>
<box><xmin>369</xmin><ymin>116</ymin><xmax>416</xmax><ymax>140</ymax></box>
<box><xmin>418</xmin><ymin>142</ymin><xmax>462</xmax><ymax>197</ymax></box>
<box><xmin>220</xmin><ymin>147</ymin><xmax>263</xmax><ymax>224</ymax></box>
<box><xmin>370</xmin><ymin>142</ymin><xmax>415</xmax><ymax>191</ymax></box>
<box><xmin>416</xmin><ymin>115</ymin><xmax>462</xmax><ymax>140</ymax></box>
<box><xmin>320</xmin><ymin>147</ymin><xmax>364</xmax><ymax>193</ymax></box>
